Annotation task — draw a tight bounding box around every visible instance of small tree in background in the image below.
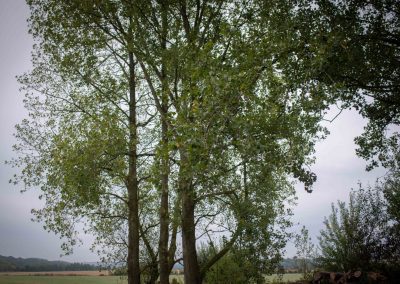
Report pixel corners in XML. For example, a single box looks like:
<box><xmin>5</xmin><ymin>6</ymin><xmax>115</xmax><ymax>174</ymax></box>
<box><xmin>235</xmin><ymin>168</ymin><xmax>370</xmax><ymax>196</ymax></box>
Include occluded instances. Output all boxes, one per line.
<box><xmin>294</xmin><ymin>226</ymin><xmax>315</xmax><ymax>279</ymax></box>
<box><xmin>382</xmin><ymin>153</ymin><xmax>400</xmax><ymax>269</ymax></box>
<box><xmin>318</xmin><ymin>184</ymin><xmax>394</xmax><ymax>272</ymax></box>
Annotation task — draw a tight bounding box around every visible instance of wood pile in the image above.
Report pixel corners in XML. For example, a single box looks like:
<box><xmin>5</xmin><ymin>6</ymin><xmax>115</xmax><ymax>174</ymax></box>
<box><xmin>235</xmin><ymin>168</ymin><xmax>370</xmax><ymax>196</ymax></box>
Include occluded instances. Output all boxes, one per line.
<box><xmin>312</xmin><ymin>270</ymin><xmax>387</xmax><ymax>283</ymax></box>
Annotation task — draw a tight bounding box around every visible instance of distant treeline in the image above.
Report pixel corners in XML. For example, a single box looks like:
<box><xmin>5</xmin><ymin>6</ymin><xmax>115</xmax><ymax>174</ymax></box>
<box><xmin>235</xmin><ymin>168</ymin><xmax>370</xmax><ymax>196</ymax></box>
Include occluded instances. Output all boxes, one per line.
<box><xmin>280</xmin><ymin>258</ymin><xmax>298</xmax><ymax>270</ymax></box>
<box><xmin>0</xmin><ymin>255</ymin><xmax>98</xmax><ymax>272</ymax></box>
<box><xmin>280</xmin><ymin>258</ymin><xmax>315</xmax><ymax>272</ymax></box>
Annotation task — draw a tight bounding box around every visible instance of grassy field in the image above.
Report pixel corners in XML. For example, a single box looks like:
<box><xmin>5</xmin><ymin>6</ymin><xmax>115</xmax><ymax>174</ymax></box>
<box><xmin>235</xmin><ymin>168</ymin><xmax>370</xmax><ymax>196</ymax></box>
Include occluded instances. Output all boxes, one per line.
<box><xmin>0</xmin><ymin>273</ymin><xmax>301</xmax><ymax>283</ymax></box>
<box><xmin>0</xmin><ymin>275</ymin><xmax>127</xmax><ymax>284</ymax></box>
<box><xmin>265</xmin><ymin>273</ymin><xmax>303</xmax><ymax>283</ymax></box>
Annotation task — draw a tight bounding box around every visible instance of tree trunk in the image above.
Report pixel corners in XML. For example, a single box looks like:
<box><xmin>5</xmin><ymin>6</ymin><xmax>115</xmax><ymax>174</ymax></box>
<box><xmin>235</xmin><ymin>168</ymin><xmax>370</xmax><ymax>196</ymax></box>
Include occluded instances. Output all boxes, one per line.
<box><xmin>182</xmin><ymin>189</ymin><xmax>201</xmax><ymax>283</ymax></box>
<box><xmin>159</xmin><ymin>102</ymin><xmax>170</xmax><ymax>284</ymax></box>
<box><xmin>159</xmin><ymin>2</ymin><xmax>170</xmax><ymax>282</ymax></box>
<box><xmin>127</xmin><ymin>51</ymin><xmax>140</xmax><ymax>284</ymax></box>
<box><xmin>146</xmin><ymin>260</ymin><xmax>159</xmax><ymax>284</ymax></box>
<box><xmin>199</xmin><ymin>226</ymin><xmax>242</xmax><ymax>281</ymax></box>
<box><xmin>168</xmin><ymin>193</ymin><xmax>180</xmax><ymax>274</ymax></box>
<box><xmin>179</xmin><ymin>151</ymin><xmax>201</xmax><ymax>284</ymax></box>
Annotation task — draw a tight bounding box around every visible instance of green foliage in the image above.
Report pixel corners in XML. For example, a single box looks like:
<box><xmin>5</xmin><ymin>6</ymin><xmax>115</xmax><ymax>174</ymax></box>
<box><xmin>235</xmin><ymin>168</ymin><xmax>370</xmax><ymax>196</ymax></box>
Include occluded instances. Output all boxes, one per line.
<box><xmin>318</xmin><ymin>183</ymin><xmax>398</xmax><ymax>272</ymax></box>
<box><xmin>204</xmin><ymin>254</ymin><xmax>247</xmax><ymax>284</ymax></box>
<box><xmin>296</xmin><ymin>0</ymin><xmax>400</xmax><ymax>170</ymax></box>
<box><xmin>198</xmin><ymin>243</ymin><xmax>253</xmax><ymax>284</ymax></box>
<box><xmin>12</xmin><ymin>1</ymin><xmax>160</xmax><ymax>271</ymax></box>
<box><xmin>381</xmin><ymin>154</ymin><xmax>400</xmax><ymax>273</ymax></box>
<box><xmin>10</xmin><ymin>1</ymin><xmax>346</xmax><ymax>281</ymax></box>
<box><xmin>294</xmin><ymin>226</ymin><xmax>315</xmax><ymax>279</ymax></box>
<box><xmin>199</xmin><ymin>238</ymin><xmax>289</xmax><ymax>284</ymax></box>
<box><xmin>383</xmin><ymin>152</ymin><xmax>400</xmax><ymax>223</ymax></box>
<box><xmin>170</xmin><ymin>278</ymin><xmax>182</xmax><ymax>284</ymax></box>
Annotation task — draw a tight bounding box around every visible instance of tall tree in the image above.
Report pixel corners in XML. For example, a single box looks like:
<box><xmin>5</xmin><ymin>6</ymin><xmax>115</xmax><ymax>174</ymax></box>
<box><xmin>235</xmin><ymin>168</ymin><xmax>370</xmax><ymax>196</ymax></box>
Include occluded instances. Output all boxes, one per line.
<box><xmin>13</xmin><ymin>1</ymin><xmax>160</xmax><ymax>283</ymax></box>
<box><xmin>12</xmin><ymin>1</ymin><xmax>333</xmax><ymax>283</ymax></box>
<box><xmin>134</xmin><ymin>1</ymin><xmax>330</xmax><ymax>282</ymax></box>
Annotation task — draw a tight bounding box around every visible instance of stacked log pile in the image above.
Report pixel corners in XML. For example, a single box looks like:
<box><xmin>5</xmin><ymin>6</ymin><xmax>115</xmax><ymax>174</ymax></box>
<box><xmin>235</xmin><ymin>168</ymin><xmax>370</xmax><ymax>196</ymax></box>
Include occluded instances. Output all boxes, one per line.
<box><xmin>312</xmin><ymin>270</ymin><xmax>387</xmax><ymax>283</ymax></box>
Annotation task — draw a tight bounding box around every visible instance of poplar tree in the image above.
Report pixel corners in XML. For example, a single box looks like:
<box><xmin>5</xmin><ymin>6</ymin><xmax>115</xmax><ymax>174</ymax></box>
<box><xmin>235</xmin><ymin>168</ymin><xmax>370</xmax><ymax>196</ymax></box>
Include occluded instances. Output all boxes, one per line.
<box><xmin>12</xmin><ymin>1</ymin><xmax>333</xmax><ymax>283</ymax></box>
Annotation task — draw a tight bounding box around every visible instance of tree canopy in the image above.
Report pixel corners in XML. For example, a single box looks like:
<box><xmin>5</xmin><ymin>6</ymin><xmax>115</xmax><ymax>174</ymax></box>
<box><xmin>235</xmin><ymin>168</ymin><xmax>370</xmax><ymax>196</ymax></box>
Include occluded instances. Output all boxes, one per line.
<box><xmin>299</xmin><ymin>0</ymin><xmax>400</xmax><ymax>170</ymax></box>
<box><xmin>9</xmin><ymin>0</ymin><xmax>400</xmax><ymax>283</ymax></box>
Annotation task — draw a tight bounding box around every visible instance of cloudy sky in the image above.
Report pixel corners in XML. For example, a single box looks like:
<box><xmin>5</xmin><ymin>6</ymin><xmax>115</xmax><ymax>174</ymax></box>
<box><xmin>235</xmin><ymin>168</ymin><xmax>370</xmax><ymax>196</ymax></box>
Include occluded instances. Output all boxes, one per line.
<box><xmin>0</xmin><ymin>0</ymin><xmax>98</xmax><ymax>262</ymax></box>
<box><xmin>0</xmin><ymin>0</ymin><xmax>390</xmax><ymax>262</ymax></box>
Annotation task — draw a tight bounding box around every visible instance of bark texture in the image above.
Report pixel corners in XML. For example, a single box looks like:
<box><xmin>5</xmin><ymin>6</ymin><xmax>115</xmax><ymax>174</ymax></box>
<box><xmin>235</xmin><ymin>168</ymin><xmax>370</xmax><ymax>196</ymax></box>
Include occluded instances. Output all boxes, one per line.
<box><xmin>127</xmin><ymin>52</ymin><xmax>140</xmax><ymax>284</ymax></box>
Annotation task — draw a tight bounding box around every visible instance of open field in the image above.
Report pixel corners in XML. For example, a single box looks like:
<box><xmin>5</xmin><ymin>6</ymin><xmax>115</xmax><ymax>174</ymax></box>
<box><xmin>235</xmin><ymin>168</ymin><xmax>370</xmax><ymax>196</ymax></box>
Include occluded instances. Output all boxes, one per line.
<box><xmin>265</xmin><ymin>273</ymin><xmax>303</xmax><ymax>283</ymax></box>
<box><xmin>0</xmin><ymin>271</ymin><xmax>109</xmax><ymax>276</ymax></box>
<box><xmin>0</xmin><ymin>273</ymin><xmax>184</xmax><ymax>284</ymax></box>
<box><xmin>0</xmin><ymin>273</ymin><xmax>301</xmax><ymax>283</ymax></box>
<box><xmin>0</xmin><ymin>276</ymin><xmax>127</xmax><ymax>284</ymax></box>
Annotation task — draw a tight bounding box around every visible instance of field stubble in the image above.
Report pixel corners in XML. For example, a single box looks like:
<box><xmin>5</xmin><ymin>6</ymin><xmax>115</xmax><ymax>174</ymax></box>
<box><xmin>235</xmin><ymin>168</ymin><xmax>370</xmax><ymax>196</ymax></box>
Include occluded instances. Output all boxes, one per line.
<box><xmin>0</xmin><ymin>272</ymin><xmax>301</xmax><ymax>283</ymax></box>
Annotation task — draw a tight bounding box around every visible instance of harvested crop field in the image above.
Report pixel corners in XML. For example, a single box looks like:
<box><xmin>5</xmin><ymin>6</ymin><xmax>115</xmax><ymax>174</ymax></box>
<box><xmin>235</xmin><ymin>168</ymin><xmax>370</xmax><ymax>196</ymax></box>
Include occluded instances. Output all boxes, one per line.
<box><xmin>0</xmin><ymin>273</ymin><xmax>301</xmax><ymax>283</ymax></box>
<box><xmin>0</xmin><ymin>270</ymin><xmax>109</xmax><ymax>276</ymax></box>
<box><xmin>0</xmin><ymin>273</ymin><xmax>186</xmax><ymax>284</ymax></box>
<box><xmin>0</xmin><ymin>271</ymin><xmax>118</xmax><ymax>284</ymax></box>
<box><xmin>0</xmin><ymin>275</ymin><xmax>126</xmax><ymax>284</ymax></box>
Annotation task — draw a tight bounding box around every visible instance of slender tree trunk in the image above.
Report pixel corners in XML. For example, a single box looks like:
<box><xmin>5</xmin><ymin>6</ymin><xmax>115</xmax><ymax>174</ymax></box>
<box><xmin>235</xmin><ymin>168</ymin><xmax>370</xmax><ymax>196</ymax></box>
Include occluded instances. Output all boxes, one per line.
<box><xmin>199</xmin><ymin>227</ymin><xmax>242</xmax><ymax>281</ymax></box>
<box><xmin>168</xmin><ymin>195</ymin><xmax>180</xmax><ymax>273</ymax></box>
<box><xmin>179</xmin><ymin>150</ymin><xmax>201</xmax><ymax>284</ymax></box>
<box><xmin>159</xmin><ymin>96</ymin><xmax>170</xmax><ymax>283</ymax></box>
<box><xmin>182</xmin><ymin>189</ymin><xmax>201</xmax><ymax>284</ymax></box>
<box><xmin>159</xmin><ymin>116</ymin><xmax>169</xmax><ymax>284</ymax></box>
<box><xmin>127</xmin><ymin>51</ymin><xmax>140</xmax><ymax>284</ymax></box>
<box><xmin>159</xmin><ymin>2</ymin><xmax>170</xmax><ymax>283</ymax></box>
<box><xmin>147</xmin><ymin>260</ymin><xmax>159</xmax><ymax>284</ymax></box>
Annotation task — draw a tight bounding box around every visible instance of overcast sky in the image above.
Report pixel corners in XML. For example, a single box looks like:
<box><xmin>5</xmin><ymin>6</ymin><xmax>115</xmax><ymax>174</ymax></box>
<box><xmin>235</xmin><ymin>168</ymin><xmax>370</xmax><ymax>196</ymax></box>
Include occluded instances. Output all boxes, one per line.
<box><xmin>0</xmin><ymin>0</ymin><xmax>390</xmax><ymax>262</ymax></box>
<box><xmin>0</xmin><ymin>0</ymin><xmax>98</xmax><ymax>262</ymax></box>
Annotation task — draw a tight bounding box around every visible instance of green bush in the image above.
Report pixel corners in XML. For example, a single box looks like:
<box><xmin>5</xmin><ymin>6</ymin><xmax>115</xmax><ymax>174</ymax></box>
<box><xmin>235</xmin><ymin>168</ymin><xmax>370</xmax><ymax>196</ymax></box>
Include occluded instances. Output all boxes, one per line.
<box><xmin>203</xmin><ymin>253</ymin><xmax>248</xmax><ymax>284</ymax></box>
<box><xmin>318</xmin><ymin>183</ymin><xmax>400</xmax><ymax>274</ymax></box>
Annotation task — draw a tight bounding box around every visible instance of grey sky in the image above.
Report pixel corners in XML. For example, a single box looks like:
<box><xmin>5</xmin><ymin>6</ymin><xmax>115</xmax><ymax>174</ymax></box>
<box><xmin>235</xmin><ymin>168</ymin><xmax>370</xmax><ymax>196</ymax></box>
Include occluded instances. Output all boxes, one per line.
<box><xmin>289</xmin><ymin>109</ymin><xmax>387</xmax><ymax>255</ymax></box>
<box><xmin>0</xmin><ymin>0</ymin><xmax>97</xmax><ymax>262</ymax></box>
<box><xmin>0</xmin><ymin>0</ymin><xmax>390</xmax><ymax>262</ymax></box>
